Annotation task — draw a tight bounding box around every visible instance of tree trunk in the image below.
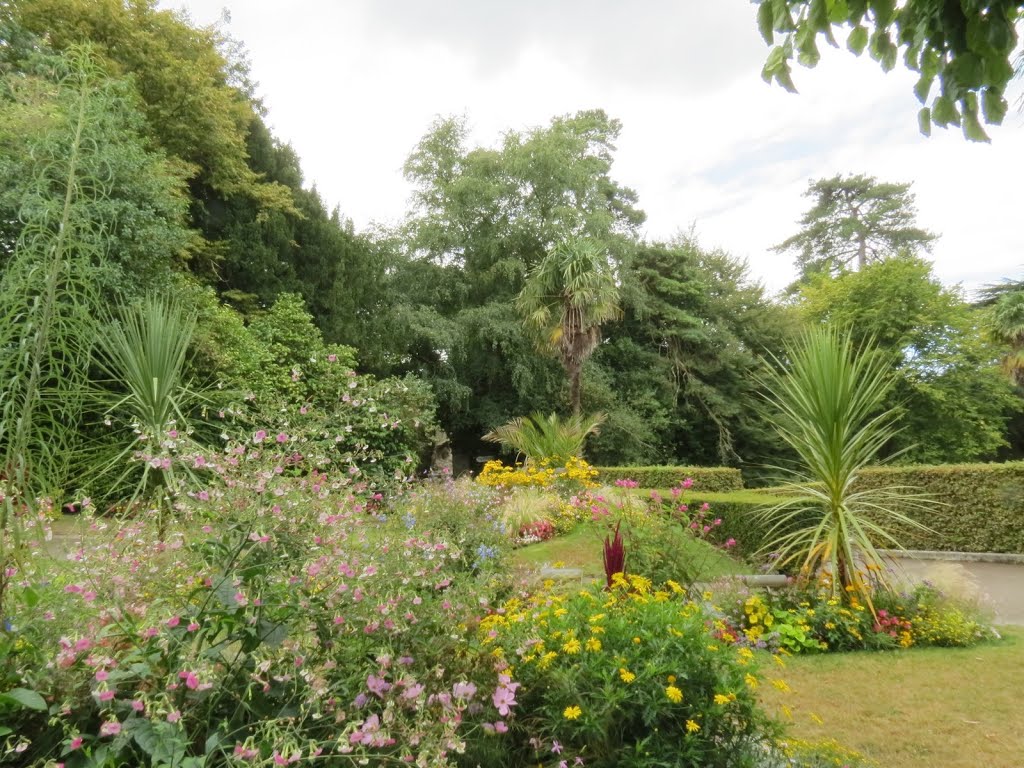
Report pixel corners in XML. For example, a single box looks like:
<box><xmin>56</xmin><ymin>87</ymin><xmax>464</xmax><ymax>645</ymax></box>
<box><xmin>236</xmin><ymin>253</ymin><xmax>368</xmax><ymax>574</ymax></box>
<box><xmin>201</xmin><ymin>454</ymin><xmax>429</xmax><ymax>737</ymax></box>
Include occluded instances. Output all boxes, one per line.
<box><xmin>568</xmin><ymin>364</ymin><xmax>582</xmax><ymax>416</ymax></box>
<box><xmin>857</xmin><ymin>233</ymin><xmax>867</xmax><ymax>270</ymax></box>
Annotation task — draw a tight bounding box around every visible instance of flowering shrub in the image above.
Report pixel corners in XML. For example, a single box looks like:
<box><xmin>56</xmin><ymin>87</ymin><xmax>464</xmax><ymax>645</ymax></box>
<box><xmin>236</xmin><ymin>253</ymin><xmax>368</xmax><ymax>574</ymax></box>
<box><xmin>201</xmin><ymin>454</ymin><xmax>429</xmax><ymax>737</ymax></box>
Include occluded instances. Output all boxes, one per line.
<box><xmin>476</xmin><ymin>456</ymin><xmax>599</xmax><ymax>495</ymax></box>
<box><xmin>464</xmin><ymin>575</ymin><xmax>780</xmax><ymax>768</ymax></box>
<box><xmin>725</xmin><ymin>582</ymin><xmax>995</xmax><ymax>654</ymax></box>
<box><xmin>1</xmin><ymin>447</ymin><xmax>517</xmax><ymax>766</ymax></box>
<box><xmin>517</xmin><ymin>519</ymin><xmax>556</xmax><ymax>544</ymax></box>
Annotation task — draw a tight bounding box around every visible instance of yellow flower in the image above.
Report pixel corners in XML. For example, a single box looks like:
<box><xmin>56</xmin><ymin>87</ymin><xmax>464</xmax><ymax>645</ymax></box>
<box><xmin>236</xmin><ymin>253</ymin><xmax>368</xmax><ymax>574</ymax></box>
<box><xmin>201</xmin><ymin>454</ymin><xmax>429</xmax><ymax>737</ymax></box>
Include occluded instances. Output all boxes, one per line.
<box><xmin>713</xmin><ymin>694</ymin><xmax>731</xmax><ymax>705</ymax></box>
<box><xmin>553</xmin><ymin>561</ymin><xmax>566</xmax><ymax>568</ymax></box>
<box><xmin>666</xmin><ymin>675</ymin><xmax>676</xmax><ymax>683</ymax></box>
<box><xmin>771</xmin><ymin>678</ymin><xmax>791</xmax><ymax>693</ymax></box>
<box><xmin>538</xmin><ymin>651</ymin><xmax>558</xmax><ymax>668</ymax></box>
<box><xmin>619</xmin><ymin>668</ymin><xmax>636</xmax><ymax>684</ymax></box>
<box><xmin>584</xmin><ymin>637</ymin><xmax>602</xmax><ymax>652</ymax></box>
<box><xmin>563</xmin><ymin>705</ymin><xmax>582</xmax><ymax>720</ymax></box>
<box><xmin>562</xmin><ymin>638</ymin><xmax>581</xmax><ymax>654</ymax></box>
<box><xmin>665</xmin><ymin>685</ymin><xmax>683</xmax><ymax>703</ymax></box>
<box><xmin>632</xmin><ymin>636</ymin><xmax>642</xmax><ymax>645</ymax></box>
<box><xmin>744</xmin><ymin>673</ymin><xmax>758</xmax><ymax>689</ymax></box>
<box><xmin>685</xmin><ymin>719</ymin><xmax>700</xmax><ymax>733</ymax></box>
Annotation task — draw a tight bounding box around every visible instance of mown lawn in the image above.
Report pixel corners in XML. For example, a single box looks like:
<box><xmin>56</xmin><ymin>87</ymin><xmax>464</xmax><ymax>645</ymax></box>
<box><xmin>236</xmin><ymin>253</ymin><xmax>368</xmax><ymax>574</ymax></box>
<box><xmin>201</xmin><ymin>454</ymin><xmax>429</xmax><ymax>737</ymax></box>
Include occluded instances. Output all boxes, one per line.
<box><xmin>759</xmin><ymin>627</ymin><xmax>1024</xmax><ymax>768</ymax></box>
<box><xmin>509</xmin><ymin>523</ymin><xmax>748</xmax><ymax>581</ymax></box>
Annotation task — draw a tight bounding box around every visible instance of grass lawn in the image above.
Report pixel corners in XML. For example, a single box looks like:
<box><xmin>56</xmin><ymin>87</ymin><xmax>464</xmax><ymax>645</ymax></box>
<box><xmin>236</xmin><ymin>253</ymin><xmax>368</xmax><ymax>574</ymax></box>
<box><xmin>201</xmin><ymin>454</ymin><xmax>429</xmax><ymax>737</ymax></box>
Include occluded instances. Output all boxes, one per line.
<box><xmin>759</xmin><ymin>627</ymin><xmax>1024</xmax><ymax>768</ymax></box>
<box><xmin>509</xmin><ymin>523</ymin><xmax>748</xmax><ymax>581</ymax></box>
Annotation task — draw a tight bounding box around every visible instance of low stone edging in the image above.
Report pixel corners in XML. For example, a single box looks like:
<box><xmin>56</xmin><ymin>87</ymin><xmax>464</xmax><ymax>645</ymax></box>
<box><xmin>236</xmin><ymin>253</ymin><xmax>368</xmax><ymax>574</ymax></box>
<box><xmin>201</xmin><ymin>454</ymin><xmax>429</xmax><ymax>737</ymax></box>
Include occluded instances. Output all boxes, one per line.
<box><xmin>879</xmin><ymin>549</ymin><xmax>1024</xmax><ymax>565</ymax></box>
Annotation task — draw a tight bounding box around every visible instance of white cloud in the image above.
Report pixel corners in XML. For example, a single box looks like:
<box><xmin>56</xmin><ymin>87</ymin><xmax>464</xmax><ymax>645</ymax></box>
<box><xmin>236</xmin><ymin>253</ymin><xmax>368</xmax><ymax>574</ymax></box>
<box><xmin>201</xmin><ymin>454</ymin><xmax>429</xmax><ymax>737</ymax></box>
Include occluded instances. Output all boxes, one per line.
<box><xmin>165</xmin><ymin>0</ymin><xmax>1024</xmax><ymax>295</ymax></box>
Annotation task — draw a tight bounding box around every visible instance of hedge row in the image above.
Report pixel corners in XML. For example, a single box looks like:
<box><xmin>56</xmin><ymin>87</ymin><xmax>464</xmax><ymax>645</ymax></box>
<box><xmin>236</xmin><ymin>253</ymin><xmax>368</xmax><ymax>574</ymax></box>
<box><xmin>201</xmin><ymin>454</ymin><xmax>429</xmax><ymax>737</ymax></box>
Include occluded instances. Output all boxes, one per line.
<box><xmin>596</xmin><ymin>466</ymin><xmax>743</xmax><ymax>493</ymax></box>
<box><xmin>691</xmin><ymin>462</ymin><xmax>1024</xmax><ymax>557</ymax></box>
<box><xmin>852</xmin><ymin>462</ymin><xmax>1024</xmax><ymax>554</ymax></box>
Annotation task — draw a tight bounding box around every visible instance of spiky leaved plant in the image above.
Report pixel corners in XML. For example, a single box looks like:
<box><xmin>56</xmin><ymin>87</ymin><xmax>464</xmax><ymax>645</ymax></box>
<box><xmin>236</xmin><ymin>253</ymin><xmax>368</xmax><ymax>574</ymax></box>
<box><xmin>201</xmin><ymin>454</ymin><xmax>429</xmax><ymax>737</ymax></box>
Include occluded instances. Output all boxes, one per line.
<box><xmin>482</xmin><ymin>412</ymin><xmax>605</xmax><ymax>467</ymax></box>
<box><xmin>756</xmin><ymin>327</ymin><xmax>931</xmax><ymax>607</ymax></box>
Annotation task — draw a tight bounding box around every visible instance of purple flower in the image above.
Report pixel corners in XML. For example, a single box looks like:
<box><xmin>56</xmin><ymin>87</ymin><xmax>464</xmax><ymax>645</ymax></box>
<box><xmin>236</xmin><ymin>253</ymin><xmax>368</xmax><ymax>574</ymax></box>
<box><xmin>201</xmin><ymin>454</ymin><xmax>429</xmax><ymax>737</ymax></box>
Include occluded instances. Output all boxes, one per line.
<box><xmin>367</xmin><ymin>674</ymin><xmax>391</xmax><ymax>698</ymax></box>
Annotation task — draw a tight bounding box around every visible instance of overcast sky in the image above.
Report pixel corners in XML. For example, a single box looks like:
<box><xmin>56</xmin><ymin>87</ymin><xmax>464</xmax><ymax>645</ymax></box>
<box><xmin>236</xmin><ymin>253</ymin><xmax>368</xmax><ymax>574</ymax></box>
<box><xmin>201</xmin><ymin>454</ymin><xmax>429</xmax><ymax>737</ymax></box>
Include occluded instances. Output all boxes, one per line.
<box><xmin>164</xmin><ymin>0</ymin><xmax>1024</xmax><ymax>296</ymax></box>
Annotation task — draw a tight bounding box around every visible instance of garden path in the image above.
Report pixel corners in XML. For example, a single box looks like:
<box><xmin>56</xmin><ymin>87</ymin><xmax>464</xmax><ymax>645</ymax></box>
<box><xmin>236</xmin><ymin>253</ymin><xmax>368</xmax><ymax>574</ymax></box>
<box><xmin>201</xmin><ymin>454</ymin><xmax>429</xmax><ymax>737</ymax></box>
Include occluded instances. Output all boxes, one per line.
<box><xmin>883</xmin><ymin>555</ymin><xmax>1024</xmax><ymax>626</ymax></box>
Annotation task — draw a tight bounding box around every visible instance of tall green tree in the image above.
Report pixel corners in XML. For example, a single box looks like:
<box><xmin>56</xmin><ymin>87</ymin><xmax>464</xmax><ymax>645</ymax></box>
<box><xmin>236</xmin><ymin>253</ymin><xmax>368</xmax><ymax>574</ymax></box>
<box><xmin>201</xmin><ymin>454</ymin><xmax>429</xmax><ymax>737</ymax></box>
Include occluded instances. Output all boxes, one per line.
<box><xmin>799</xmin><ymin>256</ymin><xmax>1021</xmax><ymax>462</ymax></box>
<box><xmin>397</xmin><ymin>110</ymin><xmax>645</xmax><ymax>454</ymax></box>
<box><xmin>753</xmin><ymin>0</ymin><xmax>1022</xmax><ymax>140</ymax></box>
<box><xmin>776</xmin><ymin>174</ymin><xmax>937</xmax><ymax>278</ymax></box>
<box><xmin>517</xmin><ymin>238</ymin><xmax>621</xmax><ymax>414</ymax></box>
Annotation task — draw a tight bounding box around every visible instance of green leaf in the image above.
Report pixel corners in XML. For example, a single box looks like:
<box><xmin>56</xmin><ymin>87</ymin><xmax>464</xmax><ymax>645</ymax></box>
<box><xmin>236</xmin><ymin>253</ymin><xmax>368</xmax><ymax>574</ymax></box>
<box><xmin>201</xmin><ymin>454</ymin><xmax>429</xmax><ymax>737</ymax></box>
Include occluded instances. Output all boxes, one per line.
<box><xmin>20</xmin><ymin>586</ymin><xmax>40</xmax><ymax>608</ymax></box>
<box><xmin>827</xmin><ymin>0</ymin><xmax>850</xmax><ymax>24</ymax></box>
<box><xmin>982</xmin><ymin>88</ymin><xmax>1007</xmax><ymax>125</ymax></box>
<box><xmin>913</xmin><ymin>72</ymin><xmax>934</xmax><ymax>104</ymax></box>
<box><xmin>950</xmin><ymin>51</ymin><xmax>984</xmax><ymax>89</ymax></box>
<box><xmin>847</xmin><ymin>25</ymin><xmax>868</xmax><ymax>55</ymax></box>
<box><xmin>757</xmin><ymin>1</ymin><xmax>775</xmax><ymax>44</ymax></box>
<box><xmin>772</xmin><ymin>0</ymin><xmax>796</xmax><ymax>31</ymax></box>
<box><xmin>796</xmin><ymin>25</ymin><xmax>821</xmax><ymax>67</ymax></box>
<box><xmin>869</xmin><ymin>0</ymin><xmax>895</xmax><ymax>26</ymax></box>
<box><xmin>0</xmin><ymin>726</ymin><xmax>12</xmax><ymax>736</ymax></box>
<box><xmin>0</xmin><ymin>687</ymin><xmax>47</xmax><ymax>711</ymax></box>
<box><xmin>961</xmin><ymin>100</ymin><xmax>990</xmax><ymax>142</ymax></box>
<box><xmin>917</xmin><ymin>107</ymin><xmax>932</xmax><ymax>137</ymax></box>
<box><xmin>931</xmin><ymin>95</ymin><xmax>958</xmax><ymax>126</ymax></box>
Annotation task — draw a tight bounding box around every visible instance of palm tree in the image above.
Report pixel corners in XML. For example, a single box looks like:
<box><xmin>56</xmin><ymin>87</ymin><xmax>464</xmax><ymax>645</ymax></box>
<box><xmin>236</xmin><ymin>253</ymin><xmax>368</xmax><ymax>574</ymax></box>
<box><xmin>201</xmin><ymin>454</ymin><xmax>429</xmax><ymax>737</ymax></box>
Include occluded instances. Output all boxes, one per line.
<box><xmin>987</xmin><ymin>284</ymin><xmax>1024</xmax><ymax>388</ymax></box>
<box><xmin>517</xmin><ymin>238</ymin><xmax>620</xmax><ymax>414</ymax></box>
<box><xmin>756</xmin><ymin>327</ymin><xmax>931</xmax><ymax>606</ymax></box>
<box><xmin>483</xmin><ymin>411</ymin><xmax>605</xmax><ymax>465</ymax></box>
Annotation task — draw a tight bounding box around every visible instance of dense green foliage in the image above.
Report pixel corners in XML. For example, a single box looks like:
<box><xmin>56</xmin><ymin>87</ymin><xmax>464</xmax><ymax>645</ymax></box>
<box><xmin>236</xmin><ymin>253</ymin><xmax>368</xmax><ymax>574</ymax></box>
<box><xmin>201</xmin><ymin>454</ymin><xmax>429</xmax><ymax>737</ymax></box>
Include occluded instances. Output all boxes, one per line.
<box><xmin>852</xmin><ymin>461</ymin><xmax>1024</xmax><ymax>553</ymax></box>
<box><xmin>776</xmin><ymin>174</ymin><xmax>936</xmax><ymax>278</ymax></box>
<box><xmin>713</xmin><ymin>461</ymin><xmax>1024</xmax><ymax>556</ymax></box>
<box><xmin>595</xmin><ymin>466</ymin><xmax>743</xmax><ymax>493</ymax></box>
<box><xmin>800</xmin><ymin>256</ymin><xmax>1020</xmax><ymax>463</ymax></box>
<box><xmin>753</xmin><ymin>0</ymin><xmax>1023</xmax><ymax>140</ymax></box>
<box><xmin>1</xmin><ymin>0</ymin><xmax>1020</xmax><ymax>520</ymax></box>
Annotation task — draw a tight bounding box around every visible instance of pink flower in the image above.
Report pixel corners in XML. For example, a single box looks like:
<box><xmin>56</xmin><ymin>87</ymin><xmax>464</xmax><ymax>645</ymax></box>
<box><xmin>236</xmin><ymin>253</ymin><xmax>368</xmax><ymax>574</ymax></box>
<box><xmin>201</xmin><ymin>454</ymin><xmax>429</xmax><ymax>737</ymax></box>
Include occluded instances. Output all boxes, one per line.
<box><xmin>452</xmin><ymin>681</ymin><xmax>477</xmax><ymax>699</ymax></box>
<box><xmin>328</xmin><ymin>354</ymin><xmax>337</xmax><ymax>363</ymax></box>
<box><xmin>69</xmin><ymin>736</ymin><xmax>83</xmax><ymax>750</ymax></box>
<box><xmin>131</xmin><ymin>700</ymin><xmax>144</xmax><ymax>712</ymax></box>
<box><xmin>166</xmin><ymin>616</ymin><xmax>180</xmax><ymax>628</ymax></box>
<box><xmin>492</xmin><ymin>674</ymin><xmax>519</xmax><ymax>716</ymax></box>
<box><xmin>682</xmin><ymin>478</ymin><xmax>694</xmax><ymax>489</ymax></box>
<box><xmin>95</xmin><ymin>669</ymin><xmax>109</xmax><ymax>682</ymax></box>
<box><xmin>179</xmin><ymin>670</ymin><xmax>199</xmax><ymax>690</ymax></box>
<box><xmin>167</xmin><ymin>710</ymin><xmax>181</xmax><ymax>723</ymax></box>
<box><xmin>187</xmin><ymin>622</ymin><xmax>200</xmax><ymax>632</ymax></box>
<box><xmin>99</xmin><ymin>721</ymin><xmax>121</xmax><ymax>737</ymax></box>
<box><xmin>253</xmin><ymin>430</ymin><xmax>267</xmax><ymax>443</ymax></box>
<box><xmin>276</xmin><ymin>432</ymin><xmax>289</xmax><ymax>443</ymax></box>
<box><xmin>366</xmin><ymin>674</ymin><xmax>391</xmax><ymax>697</ymax></box>
<box><xmin>98</xmin><ymin>690</ymin><xmax>115</xmax><ymax>702</ymax></box>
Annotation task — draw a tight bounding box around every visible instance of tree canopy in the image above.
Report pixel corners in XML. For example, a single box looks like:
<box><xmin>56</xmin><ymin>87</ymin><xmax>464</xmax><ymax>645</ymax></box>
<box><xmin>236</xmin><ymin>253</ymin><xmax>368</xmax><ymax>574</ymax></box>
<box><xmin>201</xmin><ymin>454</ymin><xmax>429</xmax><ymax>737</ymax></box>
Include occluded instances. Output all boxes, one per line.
<box><xmin>753</xmin><ymin>0</ymin><xmax>1023</xmax><ymax>141</ymax></box>
<box><xmin>776</xmin><ymin>174</ymin><xmax>937</xmax><ymax>279</ymax></box>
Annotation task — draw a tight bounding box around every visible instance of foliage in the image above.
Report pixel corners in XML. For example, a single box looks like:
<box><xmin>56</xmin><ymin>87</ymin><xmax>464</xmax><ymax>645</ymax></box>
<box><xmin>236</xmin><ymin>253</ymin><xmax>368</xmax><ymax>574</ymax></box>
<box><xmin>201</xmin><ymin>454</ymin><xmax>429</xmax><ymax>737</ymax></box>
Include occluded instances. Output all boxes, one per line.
<box><xmin>589</xmin><ymin>239</ymin><xmax>800</xmax><ymax>470</ymax></box>
<box><xmin>476</xmin><ymin>456</ymin><xmax>600</xmax><ymax>496</ymax></box>
<box><xmin>851</xmin><ymin>461</ymin><xmax>1024</xmax><ymax>553</ymax></box>
<box><xmin>90</xmin><ymin>295</ymin><xmax>210</xmax><ymax>529</ymax></box>
<box><xmin>596</xmin><ymin>466</ymin><xmax>743</xmax><ymax>492</ymax></box>
<box><xmin>800</xmin><ymin>256</ymin><xmax>1021</xmax><ymax>463</ymax></box>
<box><xmin>1</xmin><ymin>452</ymin><xmax>520</xmax><ymax>766</ymax></box>
<box><xmin>483</xmin><ymin>411</ymin><xmax>605</xmax><ymax>464</ymax></box>
<box><xmin>986</xmin><ymin>281</ymin><xmax>1024</xmax><ymax>387</ymax></box>
<box><xmin>753</xmin><ymin>0</ymin><xmax>1023</xmax><ymax>140</ymax></box>
<box><xmin>776</xmin><ymin>174</ymin><xmax>936</xmax><ymax>278</ymax></box>
<box><xmin>518</xmin><ymin>238</ymin><xmax>621</xmax><ymax>413</ymax></box>
<box><xmin>466</xmin><ymin>578</ymin><xmax>780</xmax><ymax>768</ymax></box>
<box><xmin>724</xmin><ymin>582</ymin><xmax>996</xmax><ymax>655</ymax></box>
<box><xmin>756</xmin><ymin>327</ymin><xmax>931</xmax><ymax>602</ymax></box>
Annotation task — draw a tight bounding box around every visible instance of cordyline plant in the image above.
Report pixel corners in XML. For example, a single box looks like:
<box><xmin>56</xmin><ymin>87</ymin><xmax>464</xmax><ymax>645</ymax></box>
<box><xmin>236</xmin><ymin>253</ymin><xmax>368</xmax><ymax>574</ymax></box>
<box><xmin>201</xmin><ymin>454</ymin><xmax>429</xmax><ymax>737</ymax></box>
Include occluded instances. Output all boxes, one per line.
<box><xmin>755</xmin><ymin>327</ymin><xmax>932</xmax><ymax>608</ymax></box>
<box><xmin>603</xmin><ymin>521</ymin><xmax>626</xmax><ymax>590</ymax></box>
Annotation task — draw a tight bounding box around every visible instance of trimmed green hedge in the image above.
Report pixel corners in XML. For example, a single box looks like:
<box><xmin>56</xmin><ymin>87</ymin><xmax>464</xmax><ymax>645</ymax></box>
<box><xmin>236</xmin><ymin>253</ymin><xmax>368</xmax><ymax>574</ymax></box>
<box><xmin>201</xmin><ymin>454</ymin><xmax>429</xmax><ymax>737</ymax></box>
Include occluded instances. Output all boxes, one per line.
<box><xmin>702</xmin><ymin>463</ymin><xmax>1024</xmax><ymax>556</ymax></box>
<box><xmin>596</xmin><ymin>466</ymin><xmax>743</xmax><ymax>493</ymax></box>
<box><xmin>852</xmin><ymin>462</ymin><xmax>1024</xmax><ymax>554</ymax></box>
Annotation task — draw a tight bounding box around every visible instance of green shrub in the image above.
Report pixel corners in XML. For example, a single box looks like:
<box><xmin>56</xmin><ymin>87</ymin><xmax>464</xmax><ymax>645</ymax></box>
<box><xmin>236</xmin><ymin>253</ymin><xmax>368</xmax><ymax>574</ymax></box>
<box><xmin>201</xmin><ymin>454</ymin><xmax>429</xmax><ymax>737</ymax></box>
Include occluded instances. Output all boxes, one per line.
<box><xmin>596</xmin><ymin>466</ymin><xmax>743</xmax><ymax>492</ymax></box>
<box><xmin>852</xmin><ymin>462</ymin><xmax>1024</xmax><ymax>554</ymax></box>
<box><xmin>466</xmin><ymin>578</ymin><xmax>779</xmax><ymax>768</ymax></box>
